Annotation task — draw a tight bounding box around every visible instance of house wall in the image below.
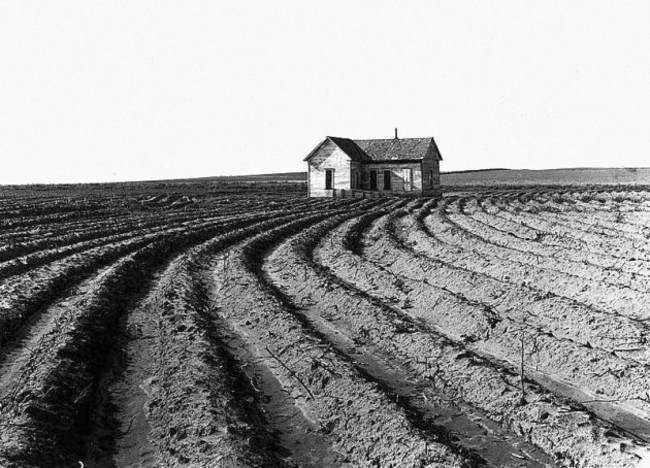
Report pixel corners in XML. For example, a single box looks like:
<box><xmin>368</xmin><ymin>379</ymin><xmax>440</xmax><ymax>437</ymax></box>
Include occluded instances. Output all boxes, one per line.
<box><xmin>421</xmin><ymin>144</ymin><xmax>441</xmax><ymax>196</ymax></box>
<box><xmin>360</xmin><ymin>162</ymin><xmax>423</xmax><ymax>196</ymax></box>
<box><xmin>307</xmin><ymin>137</ymin><xmax>442</xmax><ymax>197</ymax></box>
<box><xmin>307</xmin><ymin>140</ymin><xmax>352</xmax><ymax>197</ymax></box>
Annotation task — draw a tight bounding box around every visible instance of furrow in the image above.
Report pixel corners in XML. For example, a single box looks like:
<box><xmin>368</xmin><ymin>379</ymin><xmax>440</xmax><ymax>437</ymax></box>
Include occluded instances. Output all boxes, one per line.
<box><xmin>318</xmin><ymin>211</ymin><xmax>650</xmax><ymax>445</ymax></box>
<box><xmin>210</xmin><ymin>204</ymin><xmax>471</xmax><ymax>468</ymax></box>
<box><xmin>0</xmin><ymin>214</ymin><xmax>297</xmax><ymax>467</ymax></box>
<box><xmin>80</xmin><ymin>203</ymin><xmax>366</xmax><ymax>467</ymax></box>
<box><xmin>424</xmin><ymin>199</ymin><xmax>650</xmax><ymax>320</ymax></box>
<box><xmin>451</xmin><ymin>197</ymin><xmax>650</xmax><ymax>280</ymax></box>
<box><xmin>263</xmin><ymin>210</ymin><xmax>650</xmax><ymax>466</ymax></box>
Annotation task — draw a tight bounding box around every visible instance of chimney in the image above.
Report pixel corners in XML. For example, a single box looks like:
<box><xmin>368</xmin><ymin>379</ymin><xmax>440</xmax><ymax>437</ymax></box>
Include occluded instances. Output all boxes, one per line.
<box><xmin>394</xmin><ymin>128</ymin><xmax>399</xmax><ymax>139</ymax></box>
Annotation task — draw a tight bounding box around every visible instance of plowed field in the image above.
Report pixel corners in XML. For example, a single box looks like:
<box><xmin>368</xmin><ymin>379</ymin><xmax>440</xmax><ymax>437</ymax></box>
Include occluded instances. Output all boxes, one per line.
<box><xmin>1</xmin><ymin>188</ymin><xmax>650</xmax><ymax>467</ymax></box>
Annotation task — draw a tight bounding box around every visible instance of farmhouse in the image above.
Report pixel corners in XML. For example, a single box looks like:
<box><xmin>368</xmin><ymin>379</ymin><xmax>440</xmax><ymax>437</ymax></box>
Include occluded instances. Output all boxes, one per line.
<box><xmin>304</xmin><ymin>130</ymin><xmax>442</xmax><ymax>197</ymax></box>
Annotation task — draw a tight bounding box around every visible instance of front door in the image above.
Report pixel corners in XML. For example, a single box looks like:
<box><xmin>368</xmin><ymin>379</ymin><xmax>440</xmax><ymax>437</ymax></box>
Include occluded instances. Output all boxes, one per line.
<box><xmin>383</xmin><ymin>170</ymin><xmax>392</xmax><ymax>190</ymax></box>
<box><xmin>325</xmin><ymin>169</ymin><xmax>333</xmax><ymax>190</ymax></box>
<box><xmin>353</xmin><ymin>171</ymin><xmax>360</xmax><ymax>189</ymax></box>
<box><xmin>370</xmin><ymin>170</ymin><xmax>377</xmax><ymax>190</ymax></box>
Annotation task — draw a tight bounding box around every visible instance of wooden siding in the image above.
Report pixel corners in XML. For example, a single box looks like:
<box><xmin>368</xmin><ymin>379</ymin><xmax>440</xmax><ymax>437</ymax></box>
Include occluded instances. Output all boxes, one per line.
<box><xmin>307</xmin><ymin>140</ymin><xmax>352</xmax><ymax>197</ymax></box>
<box><xmin>360</xmin><ymin>162</ymin><xmax>423</xmax><ymax>196</ymax></box>
<box><xmin>421</xmin><ymin>144</ymin><xmax>441</xmax><ymax>196</ymax></box>
<box><xmin>306</xmin><ymin>137</ymin><xmax>442</xmax><ymax>197</ymax></box>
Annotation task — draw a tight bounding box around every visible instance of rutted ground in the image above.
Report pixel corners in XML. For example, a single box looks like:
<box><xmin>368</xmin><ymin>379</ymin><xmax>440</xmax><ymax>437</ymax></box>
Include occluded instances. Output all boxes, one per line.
<box><xmin>0</xmin><ymin>187</ymin><xmax>649</xmax><ymax>467</ymax></box>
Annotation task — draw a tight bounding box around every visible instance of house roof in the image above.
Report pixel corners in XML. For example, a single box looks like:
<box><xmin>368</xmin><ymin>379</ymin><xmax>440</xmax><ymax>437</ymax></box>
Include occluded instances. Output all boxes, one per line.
<box><xmin>304</xmin><ymin>136</ymin><xmax>442</xmax><ymax>162</ymax></box>
<box><xmin>328</xmin><ymin>137</ymin><xmax>371</xmax><ymax>162</ymax></box>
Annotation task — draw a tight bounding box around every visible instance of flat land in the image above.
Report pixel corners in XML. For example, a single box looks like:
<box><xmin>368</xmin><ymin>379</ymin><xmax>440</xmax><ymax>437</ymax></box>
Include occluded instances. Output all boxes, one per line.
<box><xmin>442</xmin><ymin>167</ymin><xmax>650</xmax><ymax>191</ymax></box>
<box><xmin>125</xmin><ymin>166</ymin><xmax>650</xmax><ymax>193</ymax></box>
<box><xmin>1</xmin><ymin>179</ymin><xmax>650</xmax><ymax>467</ymax></box>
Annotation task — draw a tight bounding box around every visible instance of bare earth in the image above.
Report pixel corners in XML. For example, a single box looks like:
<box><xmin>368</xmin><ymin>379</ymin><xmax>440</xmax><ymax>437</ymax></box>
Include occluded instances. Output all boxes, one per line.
<box><xmin>1</xmin><ymin>186</ymin><xmax>650</xmax><ymax>467</ymax></box>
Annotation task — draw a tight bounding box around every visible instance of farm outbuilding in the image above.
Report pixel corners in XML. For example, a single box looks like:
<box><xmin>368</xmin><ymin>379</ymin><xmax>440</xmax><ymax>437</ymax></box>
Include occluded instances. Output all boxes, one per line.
<box><xmin>304</xmin><ymin>131</ymin><xmax>442</xmax><ymax>197</ymax></box>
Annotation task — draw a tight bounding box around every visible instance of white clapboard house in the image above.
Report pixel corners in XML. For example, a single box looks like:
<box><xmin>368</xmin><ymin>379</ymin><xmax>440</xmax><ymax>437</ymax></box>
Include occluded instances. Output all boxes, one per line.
<box><xmin>304</xmin><ymin>130</ymin><xmax>442</xmax><ymax>197</ymax></box>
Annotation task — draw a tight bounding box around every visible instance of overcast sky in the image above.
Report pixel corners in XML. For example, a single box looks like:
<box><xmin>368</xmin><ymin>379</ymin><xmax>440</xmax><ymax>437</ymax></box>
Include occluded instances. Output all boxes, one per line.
<box><xmin>1</xmin><ymin>1</ymin><xmax>649</xmax><ymax>184</ymax></box>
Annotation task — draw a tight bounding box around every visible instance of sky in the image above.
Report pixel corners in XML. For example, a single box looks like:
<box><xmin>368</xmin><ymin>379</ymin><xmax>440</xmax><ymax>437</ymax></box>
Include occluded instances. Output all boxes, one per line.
<box><xmin>1</xmin><ymin>1</ymin><xmax>649</xmax><ymax>184</ymax></box>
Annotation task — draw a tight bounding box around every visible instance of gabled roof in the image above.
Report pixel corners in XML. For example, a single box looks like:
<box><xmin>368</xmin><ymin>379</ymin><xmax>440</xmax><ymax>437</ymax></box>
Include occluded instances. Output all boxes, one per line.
<box><xmin>304</xmin><ymin>136</ymin><xmax>442</xmax><ymax>162</ymax></box>
<box><xmin>328</xmin><ymin>137</ymin><xmax>371</xmax><ymax>162</ymax></box>
<box><xmin>355</xmin><ymin>138</ymin><xmax>437</xmax><ymax>161</ymax></box>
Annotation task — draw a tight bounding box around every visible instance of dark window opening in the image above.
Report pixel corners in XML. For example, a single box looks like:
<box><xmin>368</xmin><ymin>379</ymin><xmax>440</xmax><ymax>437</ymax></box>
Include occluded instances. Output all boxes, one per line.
<box><xmin>370</xmin><ymin>170</ymin><xmax>377</xmax><ymax>190</ymax></box>
<box><xmin>325</xmin><ymin>169</ymin><xmax>333</xmax><ymax>189</ymax></box>
<box><xmin>383</xmin><ymin>170</ymin><xmax>392</xmax><ymax>190</ymax></box>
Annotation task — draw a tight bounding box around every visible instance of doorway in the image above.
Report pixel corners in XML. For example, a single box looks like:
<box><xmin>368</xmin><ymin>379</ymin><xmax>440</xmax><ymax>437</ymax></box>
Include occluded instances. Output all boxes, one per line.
<box><xmin>383</xmin><ymin>170</ymin><xmax>392</xmax><ymax>190</ymax></box>
<box><xmin>370</xmin><ymin>170</ymin><xmax>377</xmax><ymax>190</ymax></box>
<box><xmin>325</xmin><ymin>169</ymin><xmax>333</xmax><ymax>190</ymax></box>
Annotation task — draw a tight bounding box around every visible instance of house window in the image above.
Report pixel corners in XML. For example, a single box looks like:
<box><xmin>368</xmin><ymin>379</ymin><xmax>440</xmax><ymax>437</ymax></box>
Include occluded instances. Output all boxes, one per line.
<box><xmin>403</xmin><ymin>168</ymin><xmax>412</xmax><ymax>191</ymax></box>
<box><xmin>429</xmin><ymin>169</ymin><xmax>434</xmax><ymax>187</ymax></box>
<box><xmin>353</xmin><ymin>171</ymin><xmax>360</xmax><ymax>189</ymax></box>
<box><xmin>325</xmin><ymin>169</ymin><xmax>334</xmax><ymax>190</ymax></box>
<box><xmin>370</xmin><ymin>170</ymin><xmax>378</xmax><ymax>190</ymax></box>
<box><xmin>383</xmin><ymin>170</ymin><xmax>392</xmax><ymax>190</ymax></box>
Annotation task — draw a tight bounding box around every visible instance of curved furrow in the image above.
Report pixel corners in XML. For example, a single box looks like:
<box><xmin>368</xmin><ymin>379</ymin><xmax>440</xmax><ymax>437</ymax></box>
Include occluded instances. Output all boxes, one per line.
<box><xmin>377</xmin><ymin>205</ymin><xmax>650</xmax><ymax>410</ymax></box>
<box><xmin>496</xmin><ymin>201</ymin><xmax>650</xmax><ymax>252</ymax></box>
<box><xmin>425</xmin><ymin>198</ymin><xmax>650</xmax><ymax>321</ymax></box>
<box><xmin>0</xmin><ymin>203</ymin><xmax>306</xmax><ymax>278</ymax></box>
<box><xmin>373</xmin><ymin>202</ymin><xmax>650</xmax><ymax>360</ymax></box>
<box><xmin>0</xmin><ymin>206</ymin><xmax>134</xmax><ymax>230</ymax></box>
<box><xmin>483</xmin><ymin>199</ymin><xmax>650</xmax><ymax>266</ymax></box>
<box><xmin>0</xmin><ymin>207</ymin><xmax>329</xmax><ymax>467</ymax></box>
<box><xmin>3</xmin><ymin>188</ymin><xmax>650</xmax><ymax>467</ymax></box>
<box><xmin>0</xmin><ymin>208</ymin><xmax>290</xmax><ymax>271</ymax></box>
<box><xmin>82</xmin><ymin>211</ymin><xmax>340</xmax><ymax>467</ymax></box>
<box><xmin>203</xmin><ymin>201</ymin><xmax>473</xmax><ymax>468</ymax></box>
<box><xmin>0</xmin><ymin>218</ymin><xmax>195</xmax><ymax>279</ymax></box>
<box><xmin>262</xmin><ymin>206</ymin><xmax>650</xmax><ymax>467</ymax></box>
<box><xmin>0</xmin><ymin>213</ymin><xmax>289</xmax><ymax>348</ymax></box>
<box><xmin>315</xmin><ymin>208</ymin><xmax>650</xmax><ymax>442</ymax></box>
<box><xmin>0</xmin><ymin>235</ymin><xmax>159</xmax><ymax>348</ymax></box>
<box><xmin>0</xmin><ymin>197</ymin><xmax>346</xmax><ymax>348</ymax></box>
<box><xmin>0</xmin><ymin>194</ymin><xmax>259</xmax><ymax>234</ymax></box>
<box><xmin>567</xmin><ymin>190</ymin><xmax>650</xmax><ymax>214</ymax></box>
<box><xmin>0</xmin><ymin>195</ymin><xmax>307</xmax><ymax>246</ymax></box>
<box><xmin>468</xmin><ymin>200</ymin><xmax>650</xmax><ymax>292</ymax></box>
<box><xmin>508</xmin><ymin>193</ymin><xmax>650</xmax><ymax>236</ymax></box>
<box><xmin>494</xmin><ymin>193</ymin><xmax>650</xmax><ymax>243</ymax></box>
<box><xmin>448</xmin><ymin>196</ymin><xmax>650</xmax><ymax>281</ymax></box>
<box><xmin>0</xmin><ymin>209</ymin><xmax>211</xmax><ymax>260</ymax></box>
<box><xmin>286</xmin><ymin>207</ymin><xmax>556</xmax><ymax>467</ymax></box>
<box><xmin>474</xmin><ymin>196</ymin><xmax>650</xmax><ymax>265</ymax></box>
<box><xmin>403</xmin><ymin>204</ymin><xmax>650</xmax><ymax>360</ymax></box>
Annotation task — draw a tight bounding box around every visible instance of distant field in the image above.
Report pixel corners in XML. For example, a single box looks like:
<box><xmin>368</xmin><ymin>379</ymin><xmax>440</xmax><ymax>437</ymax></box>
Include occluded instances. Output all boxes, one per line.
<box><xmin>169</xmin><ymin>167</ymin><xmax>650</xmax><ymax>188</ymax></box>
<box><xmin>160</xmin><ymin>171</ymin><xmax>307</xmax><ymax>184</ymax></box>
<box><xmin>2</xmin><ymin>168</ymin><xmax>650</xmax><ymax>198</ymax></box>
<box><xmin>442</xmin><ymin>167</ymin><xmax>650</xmax><ymax>189</ymax></box>
<box><xmin>168</xmin><ymin>167</ymin><xmax>650</xmax><ymax>190</ymax></box>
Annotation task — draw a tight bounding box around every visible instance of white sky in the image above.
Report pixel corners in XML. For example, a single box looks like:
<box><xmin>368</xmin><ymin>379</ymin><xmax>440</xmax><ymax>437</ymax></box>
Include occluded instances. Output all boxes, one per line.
<box><xmin>1</xmin><ymin>1</ymin><xmax>649</xmax><ymax>184</ymax></box>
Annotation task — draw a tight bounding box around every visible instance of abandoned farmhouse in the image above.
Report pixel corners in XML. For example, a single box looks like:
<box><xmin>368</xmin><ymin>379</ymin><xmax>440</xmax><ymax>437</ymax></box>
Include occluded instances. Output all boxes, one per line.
<box><xmin>304</xmin><ymin>131</ymin><xmax>442</xmax><ymax>197</ymax></box>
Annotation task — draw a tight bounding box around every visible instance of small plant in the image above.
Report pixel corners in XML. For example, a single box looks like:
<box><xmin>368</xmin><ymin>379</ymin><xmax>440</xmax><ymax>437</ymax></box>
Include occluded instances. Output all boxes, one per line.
<box><xmin>509</xmin><ymin>325</ymin><xmax>541</xmax><ymax>406</ymax></box>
